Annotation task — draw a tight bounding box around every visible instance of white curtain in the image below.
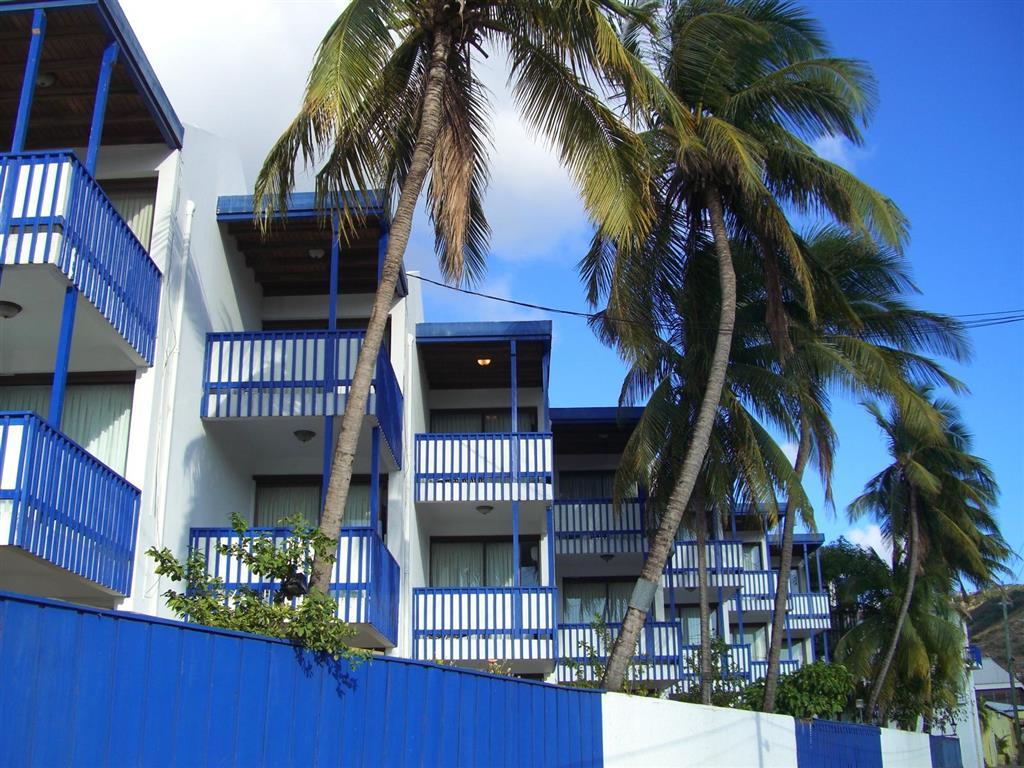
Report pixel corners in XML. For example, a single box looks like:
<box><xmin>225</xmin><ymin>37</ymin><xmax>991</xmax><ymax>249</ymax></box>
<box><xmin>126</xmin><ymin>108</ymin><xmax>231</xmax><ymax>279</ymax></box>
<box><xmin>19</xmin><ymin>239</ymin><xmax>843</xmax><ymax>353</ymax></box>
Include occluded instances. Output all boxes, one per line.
<box><xmin>743</xmin><ymin>545</ymin><xmax>763</xmax><ymax>570</ymax></box>
<box><xmin>430</xmin><ymin>411</ymin><xmax>481</xmax><ymax>433</ymax></box>
<box><xmin>344</xmin><ymin>483</ymin><xmax>371</xmax><ymax>527</ymax></box>
<box><xmin>563</xmin><ymin>582</ymin><xmax>607</xmax><ymax>624</ymax></box>
<box><xmin>106</xmin><ymin>187</ymin><xmax>156</xmax><ymax>249</ymax></box>
<box><xmin>743</xmin><ymin>626</ymin><xmax>767</xmax><ymax>659</ymax></box>
<box><xmin>607</xmin><ymin>582</ymin><xmax>631</xmax><ymax>623</ymax></box>
<box><xmin>485</xmin><ymin>541</ymin><xmax>514</xmax><ymax>587</ymax></box>
<box><xmin>558</xmin><ymin>471</ymin><xmax>615</xmax><ymax>499</ymax></box>
<box><xmin>0</xmin><ymin>383</ymin><xmax>133</xmax><ymax>474</ymax></box>
<box><xmin>431</xmin><ymin>542</ymin><xmax>484</xmax><ymax>587</ymax></box>
<box><xmin>680</xmin><ymin>607</ymin><xmax>719</xmax><ymax>645</ymax></box>
<box><xmin>483</xmin><ymin>410</ymin><xmax>535</xmax><ymax>433</ymax></box>
<box><xmin>255</xmin><ymin>484</ymin><xmax>320</xmax><ymax>528</ymax></box>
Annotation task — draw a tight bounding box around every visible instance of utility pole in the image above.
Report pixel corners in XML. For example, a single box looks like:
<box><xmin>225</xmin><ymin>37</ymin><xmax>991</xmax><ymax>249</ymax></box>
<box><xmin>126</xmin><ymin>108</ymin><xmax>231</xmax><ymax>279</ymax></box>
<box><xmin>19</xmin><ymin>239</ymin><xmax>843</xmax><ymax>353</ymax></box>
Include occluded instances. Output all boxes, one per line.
<box><xmin>1000</xmin><ymin>586</ymin><xmax>1022</xmax><ymax>753</ymax></box>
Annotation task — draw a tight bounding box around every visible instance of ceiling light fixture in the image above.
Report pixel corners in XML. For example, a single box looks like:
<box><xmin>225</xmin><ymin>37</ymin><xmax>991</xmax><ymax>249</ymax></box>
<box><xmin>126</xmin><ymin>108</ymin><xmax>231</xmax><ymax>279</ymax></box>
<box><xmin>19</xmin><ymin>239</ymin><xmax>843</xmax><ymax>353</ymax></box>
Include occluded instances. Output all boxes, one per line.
<box><xmin>35</xmin><ymin>72</ymin><xmax>56</xmax><ymax>89</ymax></box>
<box><xmin>476</xmin><ymin>505</ymin><xmax>494</xmax><ymax>515</ymax></box>
<box><xmin>476</xmin><ymin>358</ymin><xmax>492</xmax><ymax>367</ymax></box>
<box><xmin>293</xmin><ymin>429</ymin><xmax>316</xmax><ymax>443</ymax></box>
<box><xmin>308</xmin><ymin>248</ymin><xmax>325</xmax><ymax>260</ymax></box>
<box><xmin>0</xmin><ymin>301</ymin><xmax>23</xmax><ymax>319</ymax></box>
<box><xmin>600</xmin><ymin>553</ymin><xmax>615</xmax><ymax>562</ymax></box>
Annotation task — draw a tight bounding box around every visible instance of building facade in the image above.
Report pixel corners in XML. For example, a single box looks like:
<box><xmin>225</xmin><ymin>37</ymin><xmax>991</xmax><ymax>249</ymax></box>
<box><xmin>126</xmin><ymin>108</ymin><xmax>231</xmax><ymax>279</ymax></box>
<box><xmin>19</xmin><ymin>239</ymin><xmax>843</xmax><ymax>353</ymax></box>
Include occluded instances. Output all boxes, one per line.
<box><xmin>0</xmin><ymin>0</ymin><xmax>833</xmax><ymax>691</ymax></box>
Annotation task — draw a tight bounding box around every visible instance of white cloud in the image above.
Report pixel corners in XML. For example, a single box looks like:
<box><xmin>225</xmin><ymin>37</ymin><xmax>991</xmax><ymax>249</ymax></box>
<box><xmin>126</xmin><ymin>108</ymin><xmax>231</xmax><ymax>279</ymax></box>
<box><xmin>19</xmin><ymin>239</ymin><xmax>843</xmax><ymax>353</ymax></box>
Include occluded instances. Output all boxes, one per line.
<box><xmin>810</xmin><ymin>135</ymin><xmax>874</xmax><ymax>173</ymax></box>
<box><xmin>844</xmin><ymin>523</ymin><xmax>892</xmax><ymax>563</ymax></box>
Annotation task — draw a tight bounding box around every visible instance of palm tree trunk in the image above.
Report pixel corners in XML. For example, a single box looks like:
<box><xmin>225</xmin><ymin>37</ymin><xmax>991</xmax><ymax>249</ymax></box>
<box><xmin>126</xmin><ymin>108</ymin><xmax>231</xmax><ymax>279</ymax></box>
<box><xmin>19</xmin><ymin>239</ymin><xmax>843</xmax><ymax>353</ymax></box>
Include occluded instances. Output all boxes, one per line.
<box><xmin>695</xmin><ymin>497</ymin><xmax>713</xmax><ymax>704</ymax></box>
<box><xmin>310</xmin><ymin>28</ymin><xmax>453</xmax><ymax>589</ymax></box>
<box><xmin>762</xmin><ymin>411</ymin><xmax>811</xmax><ymax>712</ymax></box>
<box><xmin>866</xmin><ymin>483</ymin><xmax>918</xmax><ymax>721</ymax></box>
<box><xmin>601</xmin><ymin>187</ymin><xmax>737</xmax><ymax>692</ymax></box>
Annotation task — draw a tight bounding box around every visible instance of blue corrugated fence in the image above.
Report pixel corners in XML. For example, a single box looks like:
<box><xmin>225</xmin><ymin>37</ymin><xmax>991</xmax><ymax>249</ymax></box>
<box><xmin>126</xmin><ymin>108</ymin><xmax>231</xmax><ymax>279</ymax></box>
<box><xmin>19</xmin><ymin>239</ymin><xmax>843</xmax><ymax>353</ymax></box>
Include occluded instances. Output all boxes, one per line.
<box><xmin>795</xmin><ymin>719</ymin><xmax>883</xmax><ymax>768</ymax></box>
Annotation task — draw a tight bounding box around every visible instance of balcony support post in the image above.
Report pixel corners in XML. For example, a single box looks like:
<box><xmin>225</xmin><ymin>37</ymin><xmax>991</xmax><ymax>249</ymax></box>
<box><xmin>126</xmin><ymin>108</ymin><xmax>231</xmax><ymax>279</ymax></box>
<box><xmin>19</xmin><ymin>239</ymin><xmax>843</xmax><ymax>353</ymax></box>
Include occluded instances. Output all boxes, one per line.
<box><xmin>802</xmin><ymin>541</ymin><xmax>811</xmax><ymax>596</ymax></box>
<box><xmin>510</xmin><ymin>340</ymin><xmax>519</xmax><ymax>590</ymax></box>
<box><xmin>11</xmin><ymin>9</ymin><xmax>46</xmax><ymax>153</ymax></box>
<box><xmin>47</xmin><ymin>286</ymin><xmax>77</xmax><ymax>427</ymax></box>
<box><xmin>370</xmin><ymin>426</ymin><xmax>380</xmax><ymax>534</ymax></box>
<box><xmin>85</xmin><ymin>42</ymin><xmax>119</xmax><ymax>175</ymax></box>
<box><xmin>816</xmin><ymin>546</ymin><xmax>830</xmax><ymax>662</ymax></box>
<box><xmin>546</xmin><ymin>503</ymin><xmax>558</xmax><ymax>660</ymax></box>
<box><xmin>321</xmin><ymin>213</ymin><xmax>341</xmax><ymax>510</ymax></box>
<box><xmin>541</xmin><ymin>350</ymin><xmax>550</xmax><ymax>430</ymax></box>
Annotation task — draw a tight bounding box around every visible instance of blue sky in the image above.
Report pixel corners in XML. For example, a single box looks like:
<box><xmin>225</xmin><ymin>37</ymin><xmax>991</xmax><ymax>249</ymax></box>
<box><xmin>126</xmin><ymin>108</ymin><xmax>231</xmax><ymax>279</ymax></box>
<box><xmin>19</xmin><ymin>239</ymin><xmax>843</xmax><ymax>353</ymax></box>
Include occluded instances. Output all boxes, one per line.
<box><xmin>124</xmin><ymin>0</ymin><xmax>1024</xmax><ymax>579</ymax></box>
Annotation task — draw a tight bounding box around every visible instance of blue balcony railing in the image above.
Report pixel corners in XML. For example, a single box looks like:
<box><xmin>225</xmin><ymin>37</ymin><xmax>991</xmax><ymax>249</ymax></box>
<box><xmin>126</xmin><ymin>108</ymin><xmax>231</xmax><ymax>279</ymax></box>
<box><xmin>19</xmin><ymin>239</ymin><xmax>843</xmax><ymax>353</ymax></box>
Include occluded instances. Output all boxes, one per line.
<box><xmin>552</xmin><ymin>498</ymin><xmax>645</xmax><ymax>554</ymax></box>
<box><xmin>965</xmin><ymin>644</ymin><xmax>983</xmax><ymax>669</ymax></box>
<box><xmin>414</xmin><ymin>432</ymin><xmax>553</xmax><ymax>503</ymax></box>
<box><xmin>200</xmin><ymin>330</ymin><xmax>403</xmax><ymax>466</ymax></box>
<box><xmin>0</xmin><ymin>411</ymin><xmax>140</xmax><ymax>595</ymax></box>
<box><xmin>189</xmin><ymin>526</ymin><xmax>400</xmax><ymax>646</ymax></box>
<box><xmin>412</xmin><ymin>586</ymin><xmax>556</xmax><ymax>663</ymax></box>
<box><xmin>664</xmin><ymin>539</ymin><xmax>746</xmax><ymax>590</ymax></box>
<box><xmin>556</xmin><ymin>618</ymin><xmax>752</xmax><ymax>687</ymax></box>
<box><xmin>0</xmin><ymin>151</ymin><xmax>161</xmax><ymax>364</ymax></box>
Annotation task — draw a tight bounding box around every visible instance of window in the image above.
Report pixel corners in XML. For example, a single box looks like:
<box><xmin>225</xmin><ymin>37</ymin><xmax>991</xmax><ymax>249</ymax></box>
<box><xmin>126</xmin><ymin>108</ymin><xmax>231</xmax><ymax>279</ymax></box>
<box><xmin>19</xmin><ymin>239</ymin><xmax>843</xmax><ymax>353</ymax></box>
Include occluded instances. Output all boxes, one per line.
<box><xmin>430</xmin><ymin>408</ymin><xmax>537</xmax><ymax>434</ymax></box>
<box><xmin>0</xmin><ymin>382</ymin><xmax>133</xmax><ymax>473</ymax></box>
<box><xmin>254</xmin><ymin>476</ymin><xmax>375</xmax><ymax>528</ymax></box>
<box><xmin>430</xmin><ymin>538</ymin><xmax>540</xmax><ymax>588</ymax></box>
<box><xmin>559</xmin><ymin>470</ymin><xmax>615</xmax><ymax>499</ymax></box>
<box><xmin>740</xmin><ymin>625</ymin><xmax>767</xmax><ymax>659</ymax></box>
<box><xmin>101</xmin><ymin>179</ymin><xmax>158</xmax><ymax>250</ymax></box>
<box><xmin>562</xmin><ymin>580</ymin><xmax>633</xmax><ymax>624</ymax></box>
<box><xmin>788</xmin><ymin>568</ymin><xmax>804</xmax><ymax>593</ymax></box>
<box><xmin>679</xmin><ymin>607</ymin><xmax>719</xmax><ymax>645</ymax></box>
<box><xmin>742</xmin><ymin>544</ymin><xmax>763</xmax><ymax>570</ymax></box>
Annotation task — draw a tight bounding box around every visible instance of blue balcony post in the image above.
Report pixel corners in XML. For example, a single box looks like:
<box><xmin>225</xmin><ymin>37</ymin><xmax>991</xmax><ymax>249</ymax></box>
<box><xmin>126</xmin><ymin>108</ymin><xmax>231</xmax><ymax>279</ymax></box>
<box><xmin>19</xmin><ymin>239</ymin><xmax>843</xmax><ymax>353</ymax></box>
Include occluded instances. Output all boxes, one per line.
<box><xmin>377</xmin><ymin>225</ymin><xmax>388</xmax><ymax>283</ymax></box>
<box><xmin>85</xmin><ymin>42</ymin><xmax>119</xmax><ymax>175</ymax></box>
<box><xmin>370</xmin><ymin>426</ymin><xmax>380</xmax><ymax>534</ymax></box>
<box><xmin>321</xmin><ymin>214</ymin><xmax>341</xmax><ymax>509</ymax></box>
<box><xmin>510</xmin><ymin>339</ymin><xmax>519</xmax><ymax>588</ymax></box>
<box><xmin>816</xmin><ymin>547</ymin><xmax>830</xmax><ymax>662</ymax></box>
<box><xmin>541</xmin><ymin>351</ymin><xmax>550</xmax><ymax>430</ymax></box>
<box><xmin>547</xmin><ymin>503</ymin><xmax>558</xmax><ymax>660</ymax></box>
<box><xmin>47</xmin><ymin>287</ymin><xmax>77</xmax><ymax>426</ymax></box>
<box><xmin>802</xmin><ymin>541</ymin><xmax>811</xmax><ymax>595</ymax></box>
<box><xmin>11</xmin><ymin>9</ymin><xmax>46</xmax><ymax>153</ymax></box>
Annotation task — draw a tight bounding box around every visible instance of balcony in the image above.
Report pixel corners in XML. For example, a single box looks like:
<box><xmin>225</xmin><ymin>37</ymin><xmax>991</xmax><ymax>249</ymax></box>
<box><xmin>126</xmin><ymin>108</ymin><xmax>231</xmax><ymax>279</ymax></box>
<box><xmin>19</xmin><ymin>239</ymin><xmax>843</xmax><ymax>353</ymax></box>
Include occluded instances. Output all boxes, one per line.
<box><xmin>411</xmin><ymin>586</ymin><xmax>556</xmax><ymax>669</ymax></box>
<box><xmin>750</xmin><ymin>659</ymin><xmax>802</xmax><ymax>680</ymax></box>
<box><xmin>552</xmin><ymin>498</ymin><xmax>645</xmax><ymax>555</ymax></box>
<box><xmin>965</xmin><ymin>644</ymin><xmax>983</xmax><ymax>670</ymax></box>
<box><xmin>190</xmin><ymin>526</ymin><xmax>399</xmax><ymax>647</ymax></box>
<box><xmin>0</xmin><ymin>152</ymin><xmax>161</xmax><ymax>366</ymax></box>
<box><xmin>0</xmin><ymin>411</ymin><xmax>139</xmax><ymax>600</ymax></box>
<box><xmin>414</xmin><ymin>432</ymin><xmax>553</xmax><ymax>503</ymax></box>
<box><xmin>556</xmin><ymin>619</ymin><xmax>751</xmax><ymax>689</ymax></box>
<box><xmin>736</xmin><ymin>570</ymin><xmax>830</xmax><ymax>633</ymax></box>
<box><xmin>201</xmin><ymin>330</ymin><xmax>403</xmax><ymax>467</ymax></box>
<box><xmin>663</xmin><ymin>540</ymin><xmax>745</xmax><ymax>597</ymax></box>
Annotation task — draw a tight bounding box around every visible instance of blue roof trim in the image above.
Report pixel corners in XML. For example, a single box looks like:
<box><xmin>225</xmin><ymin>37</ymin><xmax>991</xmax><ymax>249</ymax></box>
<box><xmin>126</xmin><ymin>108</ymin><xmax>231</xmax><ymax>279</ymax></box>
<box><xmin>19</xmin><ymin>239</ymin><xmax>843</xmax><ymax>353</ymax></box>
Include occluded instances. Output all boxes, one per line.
<box><xmin>0</xmin><ymin>0</ymin><xmax>184</xmax><ymax>148</ymax></box>
<box><xmin>216</xmin><ymin>191</ymin><xmax>388</xmax><ymax>226</ymax></box>
<box><xmin>550</xmin><ymin>406</ymin><xmax>644</xmax><ymax>424</ymax></box>
<box><xmin>416</xmin><ymin>320</ymin><xmax>552</xmax><ymax>344</ymax></box>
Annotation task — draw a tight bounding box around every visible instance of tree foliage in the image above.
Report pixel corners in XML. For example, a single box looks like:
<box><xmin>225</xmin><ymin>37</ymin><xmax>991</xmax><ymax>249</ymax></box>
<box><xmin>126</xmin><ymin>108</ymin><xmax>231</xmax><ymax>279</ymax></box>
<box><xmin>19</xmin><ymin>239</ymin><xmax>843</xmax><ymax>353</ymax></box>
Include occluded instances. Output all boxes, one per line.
<box><xmin>738</xmin><ymin>662</ymin><xmax>855</xmax><ymax>720</ymax></box>
<box><xmin>147</xmin><ymin>515</ymin><xmax>369</xmax><ymax>662</ymax></box>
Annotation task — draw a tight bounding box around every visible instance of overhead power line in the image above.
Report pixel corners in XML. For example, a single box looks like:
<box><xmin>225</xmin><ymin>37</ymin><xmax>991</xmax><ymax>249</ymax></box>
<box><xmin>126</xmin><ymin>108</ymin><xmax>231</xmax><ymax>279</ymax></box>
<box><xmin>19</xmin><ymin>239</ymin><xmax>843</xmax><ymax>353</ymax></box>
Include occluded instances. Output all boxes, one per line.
<box><xmin>407</xmin><ymin>273</ymin><xmax>1024</xmax><ymax>332</ymax></box>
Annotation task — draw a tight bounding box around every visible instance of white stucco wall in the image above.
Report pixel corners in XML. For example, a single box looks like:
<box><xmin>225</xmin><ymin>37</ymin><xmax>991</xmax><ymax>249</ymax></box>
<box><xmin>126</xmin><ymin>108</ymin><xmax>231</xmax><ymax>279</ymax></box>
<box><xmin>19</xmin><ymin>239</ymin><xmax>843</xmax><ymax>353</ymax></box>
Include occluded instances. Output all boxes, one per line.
<box><xmin>601</xmin><ymin>693</ymin><xmax>799</xmax><ymax>768</ymax></box>
<box><xmin>879</xmin><ymin>726</ymin><xmax>932</xmax><ymax>768</ymax></box>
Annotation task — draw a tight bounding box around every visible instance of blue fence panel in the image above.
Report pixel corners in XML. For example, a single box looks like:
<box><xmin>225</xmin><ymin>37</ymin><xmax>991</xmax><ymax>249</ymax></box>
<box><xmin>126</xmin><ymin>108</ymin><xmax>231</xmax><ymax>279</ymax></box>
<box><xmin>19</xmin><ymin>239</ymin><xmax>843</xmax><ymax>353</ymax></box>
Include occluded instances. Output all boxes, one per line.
<box><xmin>795</xmin><ymin>719</ymin><xmax>883</xmax><ymax>768</ymax></box>
<box><xmin>0</xmin><ymin>592</ymin><xmax>603</xmax><ymax>767</ymax></box>
<box><xmin>0</xmin><ymin>411</ymin><xmax>139</xmax><ymax>595</ymax></box>
<box><xmin>929</xmin><ymin>735</ymin><xmax>963</xmax><ymax>768</ymax></box>
<box><xmin>0</xmin><ymin>151</ymin><xmax>161</xmax><ymax>363</ymax></box>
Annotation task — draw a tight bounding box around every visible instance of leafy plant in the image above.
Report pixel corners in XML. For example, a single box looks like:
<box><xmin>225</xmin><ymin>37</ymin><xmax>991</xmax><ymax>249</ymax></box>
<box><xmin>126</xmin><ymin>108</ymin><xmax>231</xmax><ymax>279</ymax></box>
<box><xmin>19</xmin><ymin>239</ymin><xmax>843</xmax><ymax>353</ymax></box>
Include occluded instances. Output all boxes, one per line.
<box><xmin>738</xmin><ymin>662</ymin><xmax>855</xmax><ymax>720</ymax></box>
<box><xmin>676</xmin><ymin>637</ymin><xmax>746</xmax><ymax>708</ymax></box>
<box><xmin>561</xmin><ymin>618</ymin><xmax>663</xmax><ymax>696</ymax></box>
<box><xmin>147</xmin><ymin>514</ymin><xmax>368</xmax><ymax>662</ymax></box>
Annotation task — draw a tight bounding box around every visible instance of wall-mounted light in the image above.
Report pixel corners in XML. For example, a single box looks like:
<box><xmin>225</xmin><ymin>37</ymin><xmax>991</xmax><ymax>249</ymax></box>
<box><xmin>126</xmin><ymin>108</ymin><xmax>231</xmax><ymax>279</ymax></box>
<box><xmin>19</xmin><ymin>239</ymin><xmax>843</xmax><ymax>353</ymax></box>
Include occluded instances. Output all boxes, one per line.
<box><xmin>293</xmin><ymin>429</ymin><xmax>316</xmax><ymax>443</ymax></box>
<box><xmin>0</xmin><ymin>301</ymin><xmax>23</xmax><ymax>319</ymax></box>
<box><xmin>476</xmin><ymin>505</ymin><xmax>494</xmax><ymax>515</ymax></box>
<box><xmin>476</xmin><ymin>358</ymin><xmax>492</xmax><ymax>367</ymax></box>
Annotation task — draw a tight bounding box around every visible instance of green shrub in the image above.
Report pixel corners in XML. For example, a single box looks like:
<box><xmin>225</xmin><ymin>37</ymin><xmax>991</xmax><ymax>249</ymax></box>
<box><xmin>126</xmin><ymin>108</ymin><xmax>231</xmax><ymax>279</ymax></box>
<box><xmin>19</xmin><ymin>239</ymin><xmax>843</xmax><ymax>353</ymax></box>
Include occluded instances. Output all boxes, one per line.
<box><xmin>737</xmin><ymin>662</ymin><xmax>855</xmax><ymax>719</ymax></box>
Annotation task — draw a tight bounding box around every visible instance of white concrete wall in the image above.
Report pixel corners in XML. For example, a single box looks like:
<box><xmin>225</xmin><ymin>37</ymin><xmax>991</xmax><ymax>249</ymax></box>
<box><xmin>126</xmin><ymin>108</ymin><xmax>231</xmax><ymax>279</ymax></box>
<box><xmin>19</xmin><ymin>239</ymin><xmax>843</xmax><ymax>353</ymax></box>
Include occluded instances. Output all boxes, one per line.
<box><xmin>601</xmin><ymin>694</ymin><xmax>799</xmax><ymax>767</ymax></box>
<box><xmin>879</xmin><ymin>726</ymin><xmax>932</xmax><ymax>768</ymax></box>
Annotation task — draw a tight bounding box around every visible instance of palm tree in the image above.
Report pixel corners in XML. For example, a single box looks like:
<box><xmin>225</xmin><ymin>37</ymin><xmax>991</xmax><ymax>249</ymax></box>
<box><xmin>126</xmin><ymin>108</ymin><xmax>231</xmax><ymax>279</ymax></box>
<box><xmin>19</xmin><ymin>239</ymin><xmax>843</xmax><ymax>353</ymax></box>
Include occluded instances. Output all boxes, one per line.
<box><xmin>835</xmin><ymin>549</ymin><xmax>967</xmax><ymax>728</ymax></box>
<box><xmin>849</xmin><ymin>393</ymin><xmax>1009</xmax><ymax>721</ymax></box>
<box><xmin>759</xmin><ymin>226</ymin><xmax>970</xmax><ymax>712</ymax></box>
<box><xmin>254</xmin><ymin>0</ymin><xmax>680</xmax><ymax>587</ymax></box>
<box><xmin>582</xmin><ymin>0</ymin><xmax>906</xmax><ymax>691</ymax></box>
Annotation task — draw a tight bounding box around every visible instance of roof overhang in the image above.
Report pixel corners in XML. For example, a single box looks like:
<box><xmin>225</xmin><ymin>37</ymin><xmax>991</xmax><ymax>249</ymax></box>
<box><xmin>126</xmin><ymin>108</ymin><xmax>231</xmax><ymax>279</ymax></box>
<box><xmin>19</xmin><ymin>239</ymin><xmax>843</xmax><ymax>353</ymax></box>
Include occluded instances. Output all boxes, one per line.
<box><xmin>216</xmin><ymin>192</ymin><xmax>406</xmax><ymax>299</ymax></box>
<box><xmin>0</xmin><ymin>0</ymin><xmax>183</xmax><ymax>149</ymax></box>
<box><xmin>550</xmin><ymin>406</ymin><xmax>642</xmax><ymax>455</ymax></box>
<box><xmin>416</xmin><ymin>321</ymin><xmax>552</xmax><ymax>390</ymax></box>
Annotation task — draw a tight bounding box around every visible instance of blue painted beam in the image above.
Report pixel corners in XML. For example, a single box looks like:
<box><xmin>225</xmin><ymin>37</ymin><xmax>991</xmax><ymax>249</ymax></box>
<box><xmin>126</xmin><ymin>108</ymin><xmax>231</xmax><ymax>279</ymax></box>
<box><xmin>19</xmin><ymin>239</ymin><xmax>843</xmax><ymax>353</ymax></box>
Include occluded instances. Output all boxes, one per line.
<box><xmin>370</xmin><ymin>426</ymin><xmax>380</xmax><ymax>534</ymax></box>
<box><xmin>85</xmin><ymin>41</ymin><xmax>118</xmax><ymax>174</ymax></box>
<box><xmin>321</xmin><ymin>214</ymin><xmax>341</xmax><ymax>511</ymax></box>
<box><xmin>10</xmin><ymin>8</ymin><xmax>46</xmax><ymax>153</ymax></box>
<box><xmin>511</xmin><ymin>340</ymin><xmax>520</xmax><ymax>591</ymax></box>
<box><xmin>47</xmin><ymin>286</ymin><xmax>78</xmax><ymax>427</ymax></box>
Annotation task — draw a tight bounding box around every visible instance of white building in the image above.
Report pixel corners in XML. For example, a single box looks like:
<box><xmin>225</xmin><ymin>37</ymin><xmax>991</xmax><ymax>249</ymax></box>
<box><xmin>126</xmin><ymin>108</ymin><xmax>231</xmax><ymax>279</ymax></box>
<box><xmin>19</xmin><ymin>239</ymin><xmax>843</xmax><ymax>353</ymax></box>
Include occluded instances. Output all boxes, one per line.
<box><xmin>0</xmin><ymin>0</ymin><xmax>834</xmax><ymax>691</ymax></box>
